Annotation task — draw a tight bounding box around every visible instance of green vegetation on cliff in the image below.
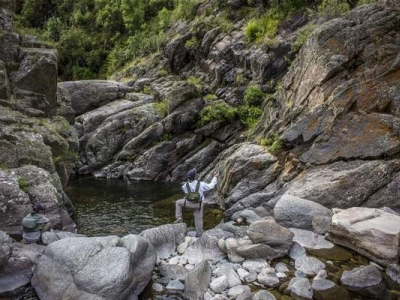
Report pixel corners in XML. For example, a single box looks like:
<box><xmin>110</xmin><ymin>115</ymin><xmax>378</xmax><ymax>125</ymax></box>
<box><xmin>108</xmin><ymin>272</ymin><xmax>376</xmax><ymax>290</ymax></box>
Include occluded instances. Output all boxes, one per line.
<box><xmin>14</xmin><ymin>0</ymin><xmax>373</xmax><ymax>81</ymax></box>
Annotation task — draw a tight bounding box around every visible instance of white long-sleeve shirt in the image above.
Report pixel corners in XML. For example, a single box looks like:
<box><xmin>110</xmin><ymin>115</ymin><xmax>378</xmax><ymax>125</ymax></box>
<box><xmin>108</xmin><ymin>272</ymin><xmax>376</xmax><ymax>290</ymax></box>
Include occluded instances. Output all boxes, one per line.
<box><xmin>181</xmin><ymin>177</ymin><xmax>217</xmax><ymax>202</ymax></box>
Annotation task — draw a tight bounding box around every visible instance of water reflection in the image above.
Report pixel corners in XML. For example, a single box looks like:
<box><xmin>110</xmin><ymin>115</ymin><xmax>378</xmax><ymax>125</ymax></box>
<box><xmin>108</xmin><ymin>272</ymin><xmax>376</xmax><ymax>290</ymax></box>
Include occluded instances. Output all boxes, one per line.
<box><xmin>65</xmin><ymin>176</ymin><xmax>182</xmax><ymax>236</ymax></box>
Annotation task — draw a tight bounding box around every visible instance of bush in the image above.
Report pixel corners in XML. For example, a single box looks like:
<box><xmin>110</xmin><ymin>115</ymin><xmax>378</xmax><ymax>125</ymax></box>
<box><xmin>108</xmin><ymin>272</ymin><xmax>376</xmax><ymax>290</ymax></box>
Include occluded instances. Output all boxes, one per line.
<box><xmin>18</xmin><ymin>177</ymin><xmax>29</xmax><ymax>193</ymax></box>
<box><xmin>258</xmin><ymin>132</ymin><xmax>282</xmax><ymax>154</ymax></box>
<box><xmin>317</xmin><ymin>0</ymin><xmax>350</xmax><ymax>20</ymax></box>
<box><xmin>198</xmin><ymin>102</ymin><xmax>238</xmax><ymax>126</ymax></box>
<box><xmin>153</xmin><ymin>101</ymin><xmax>168</xmax><ymax>117</ymax></box>
<box><xmin>244</xmin><ymin>86</ymin><xmax>264</xmax><ymax>106</ymax></box>
<box><xmin>291</xmin><ymin>24</ymin><xmax>315</xmax><ymax>54</ymax></box>
<box><xmin>238</xmin><ymin>105</ymin><xmax>262</xmax><ymax>129</ymax></box>
<box><xmin>244</xmin><ymin>0</ymin><xmax>309</xmax><ymax>43</ymax></box>
<box><xmin>204</xmin><ymin>94</ymin><xmax>218</xmax><ymax>101</ymax></box>
<box><xmin>54</xmin><ymin>150</ymin><xmax>78</xmax><ymax>164</ymax></box>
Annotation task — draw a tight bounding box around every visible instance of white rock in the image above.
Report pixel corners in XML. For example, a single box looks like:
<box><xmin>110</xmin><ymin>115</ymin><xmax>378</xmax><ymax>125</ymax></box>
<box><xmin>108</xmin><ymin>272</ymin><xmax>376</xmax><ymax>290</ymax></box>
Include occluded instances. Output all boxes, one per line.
<box><xmin>237</xmin><ymin>268</ymin><xmax>249</xmax><ymax>281</ymax></box>
<box><xmin>168</xmin><ymin>256</ymin><xmax>179</xmax><ymax>265</ymax></box>
<box><xmin>227</xmin><ymin>285</ymin><xmax>251</xmax><ymax>298</ymax></box>
<box><xmin>166</xmin><ymin>279</ymin><xmax>184</xmax><ymax>291</ymax></box>
<box><xmin>244</xmin><ymin>271</ymin><xmax>257</xmax><ymax>283</ymax></box>
<box><xmin>185</xmin><ymin>264</ymin><xmax>195</xmax><ymax>271</ymax></box>
<box><xmin>242</xmin><ymin>258</ymin><xmax>270</xmax><ymax>273</ymax></box>
<box><xmin>290</xmin><ymin>228</ymin><xmax>334</xmax><ymax>250</ymax></box>
<box><xmin>295</xmin><ymin>255</ymin><xmax>325</xmax><ymax>276</ymax></box>
<box><xmin>275</xmin><ymin>262</ymin><xmax>289</xmax><ymax>273</ymax></box>
<box><xmin>313</xmin><ymin>269</ymin><xmax>328</xmax><ymax>280</ymax></box>
<box><xmin>177</xmin><ymin>242</ymin><xmax>189</xmax><ymax>254</ymax></box>
<box><xmin>152</xmin><ymin>282</ymin><xmax>164</xmax><ymax>293</ymax></box>
<box><xmin>257</xmin><ymin>267</ymin><xmax>280</xmax><ymax>287</ymax></box>
<box><xmin>276</xmin><ymin>272</ymin><xmax>287</xmax><ymax>279</ymax></box>
<box><xmin>210</xmin><ymin>276</ymin><xmax>229</xmax><ymax>293</ymax></box>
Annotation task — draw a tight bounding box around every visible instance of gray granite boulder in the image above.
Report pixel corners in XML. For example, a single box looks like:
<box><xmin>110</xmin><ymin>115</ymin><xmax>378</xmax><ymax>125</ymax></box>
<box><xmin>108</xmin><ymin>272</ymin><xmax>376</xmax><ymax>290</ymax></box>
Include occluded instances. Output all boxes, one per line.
<box><xmin>340</xmin><ymin>265</ymin><xmax>389</xmax><ymax>299</ymax></box>
<box><xmin>58</xmin><ymin>80</ymin><xmax>134</xmax><ymax>116</ymax></box>
<box><xmin>312</xmin><ymin>279</ymin><xmax>350</xmax><ymax>300</ymax></box>
<box><xmin>183</xmin><ymin>228</ymin><xmax>233</xmax><ymax>264</ymax></box>
<box><xmin>140</xmin><ymin>223</ymin><xmax>186</xmax><ymax>260</ymax></box>
<box><xmin>328</xmin><ymin>207</ymin><xmax>400</xmax><ymax>266</ymax></box>
<box><xmin>247</xmin><ymin>219</ymin><xmax>294</xmax><ymax>254</ymax></box>
<box><xmin>184</xmin><ymin>260</ymin><xmax>212</xmax><ymax>300</ymax></box>
<box><xmin>32</xmin><ymin>235</ymin><xmax>156</xmax><ymax>300</ymax></box>
<box><xmin>274</xmin><ymin>195</ymin><xmax>332</xmax><ymax>234</ymax></box>
<box><xmin>0</xmin><ymin>258</ymin><xmax>33</xmax><ymax>298</ymax></box>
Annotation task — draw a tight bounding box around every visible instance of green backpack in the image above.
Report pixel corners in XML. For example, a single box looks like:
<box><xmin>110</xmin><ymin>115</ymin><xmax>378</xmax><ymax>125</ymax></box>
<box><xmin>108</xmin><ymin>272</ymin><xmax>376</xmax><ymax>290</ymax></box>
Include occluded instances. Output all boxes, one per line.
<box><xmin>185</xmin><ymin>181</ymin><xmax>201</xmax><ymax>203</ymax></box>
<box><xmin>22</xmin><ymin>214</ymin><xmax>39</xmax><ymax>232</ymax></box>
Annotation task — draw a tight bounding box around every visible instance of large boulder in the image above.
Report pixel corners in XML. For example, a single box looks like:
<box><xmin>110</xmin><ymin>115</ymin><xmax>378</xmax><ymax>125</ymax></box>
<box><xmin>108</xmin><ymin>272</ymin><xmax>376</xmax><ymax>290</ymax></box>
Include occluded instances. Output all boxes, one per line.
<box><xmin>32</xmin><ymin>235</ymin><xmax>157</xmax><ymax>300</ymax></box>
<box><xmin>184</xmin><ymin>260</ymin><xmax>212</xmax><ymax>300</ymax></box>
<box><xmin>183</xmin><ymin>228</ymin><xmax>233</xmax><ymax>264</ymax></box>
<box><xmin>139</xmin><ymin>223</ymin><xmax>186</xmax><ymax>260</ymax></box>
<box><xmin>328</xmin><ymin>207</ymin><xmax>400</xmax><ymax>266</ymax></box>
<box><xmin>278</xmin><ymin>160</ymin><xmax>400</xmax><ymax>209</ymax></box>
<box><xmin>11</xmin><ymin>48</ymin><xmax>58</xmax><ymax>116</ymax></box>
<box><xmin>247</xmin><ymin>219</ymin><xmax>294</xmax><ymax>250</ymax></box>
<box><xmin>58</xmin><ymin>80</ymin><xmax>134</xmax><ymax>116</ymax></box>
<box><xmin>213</xmin><ymin>143</ymin><xmax>280</xmax><ymax>208</ymax></box>
<box><xmin>0</xmin><ymin>258</ymin><xmax>33</xmax><ymax>298</ymax></box>
<box><xmin>274</xmin><ymin>194</ymin><xmax>332</xmax><ymax>234</ymax></box>
<box><xmin>340</xmin><ymin>265</ymin><xmax>389</xmax><ymax>299</ymax></box>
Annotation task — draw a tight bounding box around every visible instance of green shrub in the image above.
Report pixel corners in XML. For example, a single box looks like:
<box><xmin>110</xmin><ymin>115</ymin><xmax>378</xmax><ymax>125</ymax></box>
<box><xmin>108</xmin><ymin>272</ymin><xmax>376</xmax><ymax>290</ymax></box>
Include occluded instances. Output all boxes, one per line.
<box><xmin>187</xmin><ymin>76</ymin><xmax>202</xmax><ymax>91</ymax></box>
<box><xmin>185</xmin><ymin>36</ymin><xmax>198</xmax><ymax>48</ymax></box>
<box><xmin>235</xmin><ymin>73</ymin><xmax>245</xmax><ymax>85</ymax></box>
<box><xmin>204</xmin><ymin>94</ymin><xmax>218</xmax><ymax>101</ymax></box>
<box><xmin>18</xmin><ymin>177</ymin><xmax>29</xmax><ymax>193</ymax></box>
<box><xmin>291</xmin><ymin>24</ymin><xmax>315</xmax><ymax>54</ymax></box>
<box><xmin>238</xmin><ymin>105</ymin><xmax>262</xmax><ymax>129</ymax></box>
<box><xmin>244</xmin><ymin>86</ymin><xmax>264</xmax><ymax>106</ymax></box>
<box><xmin>317</xmin><ymin>0</ymin><xmax>350</xmax><ymax>20</ymax></box>
<box><xmin>54</xmin><ymin>150</ymin><xmax>78</xmax><ymax>164</ymax></box>
<box><xmin>157</xmin><ymin>69</ymin><xmax>168</xmax><ymax>77</ymax></box>
<box><xmin>258</xmin><ymin>132</ymin><xmax>282</xmax><ymax>154</ymax></box>
<box><xmin>244</xmin><ymin>0</ymin><xmax>309</xmax><ymax>43</ymax></box>
<box><xmin>198</xmin><ymin>102</ymin><xmax>238</xmax><ymax>126</ymax></box>
<box><xmin>356</xmin><ymin>0</ymin><xmax>377</xmax><ymax>5</ymax></box>
<box><xmin>153</xmin><ymin>101</ymin><xmax>168</xmax><ymax>117</ymax></box>
<box><xmin>244</xmin><ymin>19</ymin><xmax>262</xmax><ymax>42</ymax></box>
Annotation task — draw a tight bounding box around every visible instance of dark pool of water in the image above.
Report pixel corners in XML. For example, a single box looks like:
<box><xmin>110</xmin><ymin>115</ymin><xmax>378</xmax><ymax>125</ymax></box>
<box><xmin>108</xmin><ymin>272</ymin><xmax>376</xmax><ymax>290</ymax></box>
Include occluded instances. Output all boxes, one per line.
<box><xmin>65</xmin><ymin>176</ymin><xmax>183</xmax><ymax>236</ymax></box>
<box><xmin>65</xmin><ymin>176</ymin><xmax>224</xmax><ymax>237</ymax></box>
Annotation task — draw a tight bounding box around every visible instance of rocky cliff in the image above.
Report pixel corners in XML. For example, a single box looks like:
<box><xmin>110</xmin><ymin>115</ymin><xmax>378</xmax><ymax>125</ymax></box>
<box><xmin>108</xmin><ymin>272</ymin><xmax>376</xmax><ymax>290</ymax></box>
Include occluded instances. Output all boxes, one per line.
<box><xmin>0</xmin><ymin>1</ymin><xmax>77</xmax><ymax>234</ymax></box>
<box><xmin>57</xmin><ymin>1</ymin><xmax>400</xmax><ymax>217</ymax></box>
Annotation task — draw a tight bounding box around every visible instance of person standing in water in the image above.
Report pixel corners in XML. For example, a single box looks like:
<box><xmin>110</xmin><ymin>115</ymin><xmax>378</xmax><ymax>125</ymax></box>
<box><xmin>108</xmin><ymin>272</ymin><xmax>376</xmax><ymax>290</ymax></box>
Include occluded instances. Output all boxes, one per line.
<box><xmin>174</xmin><ymin>168</ymin><xmax>218</xmax><ymax>237</ymax></box>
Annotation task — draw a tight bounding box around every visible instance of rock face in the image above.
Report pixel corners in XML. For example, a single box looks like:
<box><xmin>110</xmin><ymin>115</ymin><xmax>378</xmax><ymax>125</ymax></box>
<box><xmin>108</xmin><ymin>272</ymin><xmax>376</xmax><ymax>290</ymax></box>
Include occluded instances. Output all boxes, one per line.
<box><xmin>0</xmin><ymin>166</ymin><xmax>75</xmax><ymax>235</ymax></box>
<box><xmin>274</xmin><ymin>195</ymin><xmax>332</xmax><ymax>234</ymax></box>
<box><xmin>0</xmin><ymin>3</ymin><xmax>77</xmax><ymax>237</ymax></box>
<box><xmin>31</xmin><ymin>235</ymin><xmax>157</xmax><ymax>300</ymax></box>
<box><xmin>328</xmin><ymin>207</ymin><xmax>400</xmax><ymax>266</ymax></box>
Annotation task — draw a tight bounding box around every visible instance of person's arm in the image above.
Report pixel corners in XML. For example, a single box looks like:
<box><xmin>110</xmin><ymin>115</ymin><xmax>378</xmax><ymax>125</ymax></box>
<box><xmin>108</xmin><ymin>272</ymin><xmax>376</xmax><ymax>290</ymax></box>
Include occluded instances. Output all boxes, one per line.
<box><xmin>36</xmin><ymin>214</ymin><xmax>50</xmax><ymax>224</ymax></box>
<box><xmin>182</xmin><ymin>182</ymin><xmax>188</xmax><ymax>194</ymax></box>
<box><xmin>200</xmin><ymin>175</ymin><xmax>218</xmax><ymax>192</ymax></box>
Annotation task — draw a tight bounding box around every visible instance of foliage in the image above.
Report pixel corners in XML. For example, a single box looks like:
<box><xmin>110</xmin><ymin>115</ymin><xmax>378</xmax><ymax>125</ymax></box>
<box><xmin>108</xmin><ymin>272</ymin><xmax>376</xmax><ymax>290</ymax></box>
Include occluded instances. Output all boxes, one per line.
<box><xmin>317</xmin><ymin>0</ymin><xmax>350</xmax><ymax>20</ymax></box>
<box><xmin>153</xmin><ymin>101</ymin><xmax>168</xmax><ymax>117</ymax></box>
<box><xmin>198</xmin><ymin>102</ymin><xmax>239</xmax><ymax>126</ymax></box>
<box><xmin>157</xmin><ymin>69</ymin><xmax>168</xmax><ymax>77</ymax></box>
<box><xmin>244</xmin><ymin>0</ymin><xmax>309</xmax><ymax>43</ymax></box>
<box><xmin>205</xmin><ymin>94</ymin><xmax>218</xmax><ymax>101</ymax></box>
<box><xmin>356</xmin><ymin>0</ymin><xmax>376</xmax><ymax>5</ymax></box>
<box><xmin>18</xmin><ymin>177</ymin><xmax>29</xmax><ymax>193</ymax></box>
<box><xmin>258</xmin><ymin>132</ymin><xmax>282</xmax><ymax>154</ymax></box>
<box><xmin>53</xmin><ymin>150</ymin><xmax>79</xmax><ymax>164</ymax></box>
<box><xmin>290</xmin><ymin>24</ymin><xmax>315</xmax><ymax>54</ymax></box>
<box><xmin>244</xmin><ymin>85</ymin><xmax>264</xmax><ymax>106</ymax></box>
<box><xmin>238</xmin><ymin>105</ymin><xmax>262</xmax><ymax>130</ymax></box>
<box><xmin>187</xmin><ymin>76</ymin><xmax>202</xmax><ymax>91</ymax></box>
<box><xmin>14</xmin><ymin>0</ymin><xmax>199</xmax><ymax>80</ymax></box>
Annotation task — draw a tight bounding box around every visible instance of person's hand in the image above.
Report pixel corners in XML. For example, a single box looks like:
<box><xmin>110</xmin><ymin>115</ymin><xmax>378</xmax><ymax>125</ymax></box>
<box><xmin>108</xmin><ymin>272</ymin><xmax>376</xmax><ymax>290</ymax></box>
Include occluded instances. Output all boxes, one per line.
<box><xmin>214</xmin><ymin>172</ymin><xmax>219</xmax><ymax>178</ymax></box>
